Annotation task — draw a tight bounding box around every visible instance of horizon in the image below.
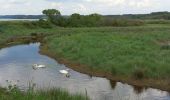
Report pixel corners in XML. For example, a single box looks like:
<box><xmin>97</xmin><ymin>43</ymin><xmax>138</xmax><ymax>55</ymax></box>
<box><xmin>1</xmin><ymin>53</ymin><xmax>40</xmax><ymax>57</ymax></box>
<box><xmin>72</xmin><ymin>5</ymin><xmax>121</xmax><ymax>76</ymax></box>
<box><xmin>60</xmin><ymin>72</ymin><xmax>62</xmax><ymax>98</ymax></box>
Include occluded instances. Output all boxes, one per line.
<box><xmin>0</xmin><ymin>0</ymin><xmax>169</xmax><ymax>15</ymax></box>
<box><xmin>0</xmin><ymin>11</ymin><xmax>169</xmax><ymax>16</ymax></box>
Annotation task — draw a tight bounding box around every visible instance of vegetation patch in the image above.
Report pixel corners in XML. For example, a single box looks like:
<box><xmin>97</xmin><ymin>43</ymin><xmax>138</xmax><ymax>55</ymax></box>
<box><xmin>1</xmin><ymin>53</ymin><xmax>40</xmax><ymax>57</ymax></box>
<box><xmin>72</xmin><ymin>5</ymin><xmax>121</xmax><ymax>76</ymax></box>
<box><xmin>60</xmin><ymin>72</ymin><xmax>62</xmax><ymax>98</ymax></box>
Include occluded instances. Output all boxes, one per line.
<box><xmin>0</xmin><ymin>87</ymin><xmax>88</xmax><ymax>100</ymax></box>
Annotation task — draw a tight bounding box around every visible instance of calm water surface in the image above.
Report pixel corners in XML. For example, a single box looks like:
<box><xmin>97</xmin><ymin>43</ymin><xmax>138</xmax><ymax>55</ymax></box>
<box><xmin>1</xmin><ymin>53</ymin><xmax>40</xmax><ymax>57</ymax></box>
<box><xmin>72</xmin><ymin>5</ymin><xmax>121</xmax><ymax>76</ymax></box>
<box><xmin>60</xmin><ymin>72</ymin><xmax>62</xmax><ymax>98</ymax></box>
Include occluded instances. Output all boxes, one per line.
<box><xmin>0</xmin><ymin>19</ymin><xmax>38</xmax><ymax>21</ymax></box>
<box><xmin>0</xmin><ymin>43</ymin><xmax>169</xmax><ymax>100</ymax></box>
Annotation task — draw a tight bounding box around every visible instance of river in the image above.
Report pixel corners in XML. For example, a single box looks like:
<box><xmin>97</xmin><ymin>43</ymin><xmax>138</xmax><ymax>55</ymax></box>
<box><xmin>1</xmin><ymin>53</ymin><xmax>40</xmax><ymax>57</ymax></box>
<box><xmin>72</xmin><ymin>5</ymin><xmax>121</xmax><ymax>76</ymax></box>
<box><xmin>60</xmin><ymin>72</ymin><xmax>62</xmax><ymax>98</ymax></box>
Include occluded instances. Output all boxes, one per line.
<box><xmin>0</xmin><ymin>43</ymin><xmax>169</xmax><ymax>100</ymax></box>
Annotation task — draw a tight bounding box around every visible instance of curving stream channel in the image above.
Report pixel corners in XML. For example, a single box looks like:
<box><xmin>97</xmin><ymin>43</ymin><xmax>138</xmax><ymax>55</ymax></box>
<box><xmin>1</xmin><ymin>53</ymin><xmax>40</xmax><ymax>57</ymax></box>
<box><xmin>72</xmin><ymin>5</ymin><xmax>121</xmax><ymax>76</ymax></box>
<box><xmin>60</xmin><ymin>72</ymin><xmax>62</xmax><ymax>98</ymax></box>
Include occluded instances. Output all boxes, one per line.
<box><xmin>0</xmin><ymin>43</ymin><xmax>169</xmax><ymax>100</ymax></box>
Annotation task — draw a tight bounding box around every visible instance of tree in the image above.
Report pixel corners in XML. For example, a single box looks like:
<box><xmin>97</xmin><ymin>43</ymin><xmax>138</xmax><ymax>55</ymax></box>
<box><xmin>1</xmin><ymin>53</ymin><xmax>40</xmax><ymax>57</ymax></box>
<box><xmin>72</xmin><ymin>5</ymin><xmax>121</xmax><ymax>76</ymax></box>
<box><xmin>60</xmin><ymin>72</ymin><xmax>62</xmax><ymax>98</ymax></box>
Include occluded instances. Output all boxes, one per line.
<box><xmin>86</xmin><ymin>13</ymin><xmax>102</xmax><ymax>26</ymax></box>
<box><xmin>69</xmin><ymin>13</ymin><xmax>82</xmax><ymax>27</ymax></box>
<box><xmin>42</xmin><ymin>9</ymin><xmax>61</xmax><ymax>22</ymax></box>
<box><xmin>88</xmin><ymin>13</ymin><xmax>102</xmax><ymax>21</ymax></box>
<box><xmin>70</xmin><ymin>13</ymin><xmax>81</xmax><ymax>19</ymax></box>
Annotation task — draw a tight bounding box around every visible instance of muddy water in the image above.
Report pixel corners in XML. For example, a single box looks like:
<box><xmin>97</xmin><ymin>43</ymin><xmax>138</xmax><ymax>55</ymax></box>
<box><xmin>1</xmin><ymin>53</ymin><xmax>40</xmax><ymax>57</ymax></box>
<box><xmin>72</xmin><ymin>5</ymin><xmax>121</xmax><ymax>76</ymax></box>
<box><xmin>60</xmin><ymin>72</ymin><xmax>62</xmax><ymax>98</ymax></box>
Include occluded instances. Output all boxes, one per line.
<box><xmin>0</xmin><ymin>43</ymin><xmax>169</xmax><ymax>100</ymax></box>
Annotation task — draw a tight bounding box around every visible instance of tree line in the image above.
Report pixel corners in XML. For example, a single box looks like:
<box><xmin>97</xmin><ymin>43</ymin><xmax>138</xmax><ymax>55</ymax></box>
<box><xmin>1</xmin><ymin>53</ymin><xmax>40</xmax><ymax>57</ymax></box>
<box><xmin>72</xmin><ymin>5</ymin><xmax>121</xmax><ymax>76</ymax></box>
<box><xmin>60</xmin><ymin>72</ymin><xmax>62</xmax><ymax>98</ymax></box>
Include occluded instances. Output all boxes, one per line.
<box><xmin>25</xmin><ymin>9</ymin><xmax>170</xmax><ymax>28</ymax></box>
<box><xmin>35</xmin><ymin>9</ymin><xmax>144</xmax><ymax>28</ymax></box>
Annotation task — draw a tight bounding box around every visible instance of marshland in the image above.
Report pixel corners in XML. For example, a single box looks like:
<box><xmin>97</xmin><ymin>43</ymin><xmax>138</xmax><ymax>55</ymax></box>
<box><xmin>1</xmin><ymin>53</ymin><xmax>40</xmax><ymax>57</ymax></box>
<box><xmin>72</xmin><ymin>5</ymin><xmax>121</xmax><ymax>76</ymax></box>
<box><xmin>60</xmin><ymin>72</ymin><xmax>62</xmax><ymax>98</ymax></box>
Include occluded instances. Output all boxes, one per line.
<box><xmin>1</xmin><ymin>5</ymin><xmax>170</xmax><ymax>100</ymax></box>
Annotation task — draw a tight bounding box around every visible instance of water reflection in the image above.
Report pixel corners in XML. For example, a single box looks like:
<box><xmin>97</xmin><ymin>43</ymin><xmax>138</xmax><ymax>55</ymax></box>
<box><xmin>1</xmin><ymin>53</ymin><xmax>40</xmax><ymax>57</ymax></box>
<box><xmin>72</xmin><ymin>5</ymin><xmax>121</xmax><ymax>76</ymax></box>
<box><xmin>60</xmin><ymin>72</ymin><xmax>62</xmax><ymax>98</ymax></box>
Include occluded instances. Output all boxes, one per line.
<box><xmin>0</xmin><ymin>43</ymin><xmax>170</xmax><ymax>100</ymax></box>
<box><xmin>133</xmin><ymin>85</ymin><xmax>146</xmax><ymax>94</ymax></box>
<box><xmin>109</xmin><ymin>80</ymin><xmax>117</xmax><ymax>89</ymax></box>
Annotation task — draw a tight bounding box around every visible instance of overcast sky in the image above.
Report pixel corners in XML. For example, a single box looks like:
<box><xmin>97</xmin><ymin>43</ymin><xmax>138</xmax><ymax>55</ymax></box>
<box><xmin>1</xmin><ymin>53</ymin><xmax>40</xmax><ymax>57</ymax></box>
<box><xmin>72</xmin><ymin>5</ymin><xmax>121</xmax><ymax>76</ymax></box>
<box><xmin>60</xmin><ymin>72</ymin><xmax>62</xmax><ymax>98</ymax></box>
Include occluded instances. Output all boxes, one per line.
<box><xmin>0</xmin><ymin>0</ymin><xmax>169</xmax><ymax>15</ymax></box>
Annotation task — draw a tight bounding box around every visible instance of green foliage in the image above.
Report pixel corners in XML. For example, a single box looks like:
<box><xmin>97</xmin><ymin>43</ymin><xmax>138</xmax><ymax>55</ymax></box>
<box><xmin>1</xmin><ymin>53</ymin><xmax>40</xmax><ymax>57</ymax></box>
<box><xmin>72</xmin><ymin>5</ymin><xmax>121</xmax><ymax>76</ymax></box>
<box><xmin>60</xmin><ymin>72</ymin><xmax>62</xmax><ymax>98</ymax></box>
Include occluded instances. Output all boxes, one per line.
<box><xmin>105</xmin><ymin>11</ymin><xmax>170</xmax><ymax>20</ymax></box>
<box><xmin>0</xmin><ymin>88</ymin><xmax>88</xmax><ymax>100</ymax></box>
<box><xmin>145</xmin><ymin>19</ymin><xmax>170</xmax><ymax>24</ymax></box>
<box><xmin>100</xmin><ymin>18</ymin><xmax>144</xmax><ymax>26</ymax></box>
<box><xmin>43</xmin><ymin>9</ymin><xmax>61</xmax><ymax>16</ymax></box>
<box><xmin>42</xmin><ymin>9</ymin><xmax>61</xmax><ymax>23</ymax></box>
<box><xmin>37</xmin><ymin>19</ymin><xmax>53</xmax><ymax>28</ymax></box>
<box><xmin>41</xmin><ymin>9</ymin><xmax>144</xmax><ymax>27</ymax></box>
<box><xmin>22</xmin><ymin>19</ymin><xmax>53</xmax><ymax>29</ymax></box>
<box><xmin>0</xmin><ymin>81</ymin><xmax>88</xmax><ymax>100</ymax></box>
<box><xmin>133</xmin><ymin>68</ymin><xmax>146</xmax><ymax>80</ymax></box>
<box><xmin>0</xmin><ymin>25</ymin><xmax>3</xmax><ymax>34</ymax></box>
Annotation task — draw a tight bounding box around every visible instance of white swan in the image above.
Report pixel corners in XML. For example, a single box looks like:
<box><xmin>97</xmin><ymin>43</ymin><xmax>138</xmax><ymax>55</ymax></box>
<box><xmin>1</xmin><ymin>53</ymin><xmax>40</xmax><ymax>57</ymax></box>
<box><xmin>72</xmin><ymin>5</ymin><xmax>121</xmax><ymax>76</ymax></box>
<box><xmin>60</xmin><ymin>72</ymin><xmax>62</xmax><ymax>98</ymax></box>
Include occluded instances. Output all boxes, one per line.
<box><xmin>59</xmin><ymin>69</ymin><xmax>70</xmax><ymax>77</ymax></box>
<box><xmin>32</xmin><ymin>64</ymin><xmax>46</xmax><ymax>69</ymax></box>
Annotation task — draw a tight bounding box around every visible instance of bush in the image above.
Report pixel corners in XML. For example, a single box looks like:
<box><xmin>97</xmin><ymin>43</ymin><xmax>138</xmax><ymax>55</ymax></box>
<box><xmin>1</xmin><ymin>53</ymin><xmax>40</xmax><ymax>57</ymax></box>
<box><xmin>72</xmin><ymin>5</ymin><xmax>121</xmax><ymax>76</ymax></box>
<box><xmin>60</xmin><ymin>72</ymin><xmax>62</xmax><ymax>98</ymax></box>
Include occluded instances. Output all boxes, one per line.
<box><xmin>23</xmin><ymin>19</ymin><xmax>53</xmax><ymax>29</ymax></box>
<box><xmin>133</xmin><ymin>68</ymin><xmax>146</xmax><ymax>80</ymax></box>
<box><xmin>100</xmin><ymin>18</ymin><xmax>144</xmax><ymax>27</ymax></box>
<box><xmin>145</xmin><ymin>20</ymin><xmax>170</xmax><ymax>24</ymax></box>
<box><xmin>37</xmin><ymin>19</ymin><xmax>53</xmax><ymax>28</ymax></box>
<box><xmin>111</xmin><ymin>67</ymin><xmax>117</xmax><ymax>75</ymax></box>
<box><xmin>22</xmin><ymin>21</ymin><xmax>38</xmax><ymax>29</ymax></box>
<box><xmin>161</xmin><ymin>44</ymin><xmax>170</xmax><ymax>50</ymax></box>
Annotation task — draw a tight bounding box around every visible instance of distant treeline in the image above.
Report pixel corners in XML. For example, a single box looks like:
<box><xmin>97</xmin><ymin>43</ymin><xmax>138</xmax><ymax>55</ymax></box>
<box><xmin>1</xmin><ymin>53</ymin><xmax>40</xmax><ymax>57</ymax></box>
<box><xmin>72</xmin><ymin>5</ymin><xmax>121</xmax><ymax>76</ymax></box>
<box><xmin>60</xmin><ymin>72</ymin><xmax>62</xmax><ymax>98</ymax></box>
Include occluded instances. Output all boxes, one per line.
<box><xmin>1</xmin><ymin>11</ymin><xmax>170</xmax><ymax>20</ymax></box>
<box><xmin>106</xmin><ymin>11</ymin><xmax>170</xmax><ymax>20</ymax></box>
<box><xmin>20</xmin><ymin>10</ymin><xmax>170</xmax><ymax>28</ymax></box>
<box><xmin>24</xmin><ymin>9</ymin><xmax>145</xmax><ymax>28</ymax></box>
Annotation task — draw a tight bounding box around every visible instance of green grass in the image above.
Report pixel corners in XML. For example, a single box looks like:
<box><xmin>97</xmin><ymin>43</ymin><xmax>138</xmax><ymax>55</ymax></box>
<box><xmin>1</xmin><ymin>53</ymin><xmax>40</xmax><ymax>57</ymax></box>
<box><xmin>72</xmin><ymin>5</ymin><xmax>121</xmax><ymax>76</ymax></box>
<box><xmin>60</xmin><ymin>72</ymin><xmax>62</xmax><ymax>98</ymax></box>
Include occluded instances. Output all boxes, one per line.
<box><xmin>44</xmin><ymin>25</ymin><xmax>170</xmax><ymax>79</ymax></box>
<box><xmin>0</xmin><ymin>88</ymin><xmax>88</xmax><ymax>100</ymax></box>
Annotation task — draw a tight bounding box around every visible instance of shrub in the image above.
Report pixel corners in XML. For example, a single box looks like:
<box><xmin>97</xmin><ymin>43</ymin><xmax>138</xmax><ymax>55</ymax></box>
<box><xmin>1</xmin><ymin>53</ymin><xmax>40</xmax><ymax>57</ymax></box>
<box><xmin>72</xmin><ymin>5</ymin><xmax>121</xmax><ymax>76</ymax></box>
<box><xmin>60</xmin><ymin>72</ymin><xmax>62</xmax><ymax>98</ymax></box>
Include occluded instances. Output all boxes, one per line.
<box><xmin>133</xmin><ymin>68</ymin><xmax>146</xmax><ymax>80</ymax></box>
<box><xmin>111</xmin><ymin>67</ymin><xmax>117</xmax><ymax>75</ymax></box>
<box><xmin>37</xmin><ymin>19</ymin><xmax>53</xmax><ymax>28</ymax></box>
<box><xmin>100</xmin><ymin>18</ymin><xmax>144</xmax><ymax>27</ymax></box>
<box><xmin>161</xmin><ymin>44</ymin><xmax>170</xmax><ymax>50</ymax></box>
<box><xmin>22</xmin><ymin>21</ymin><xmax>38</xmax><ymax>29</ymax></box>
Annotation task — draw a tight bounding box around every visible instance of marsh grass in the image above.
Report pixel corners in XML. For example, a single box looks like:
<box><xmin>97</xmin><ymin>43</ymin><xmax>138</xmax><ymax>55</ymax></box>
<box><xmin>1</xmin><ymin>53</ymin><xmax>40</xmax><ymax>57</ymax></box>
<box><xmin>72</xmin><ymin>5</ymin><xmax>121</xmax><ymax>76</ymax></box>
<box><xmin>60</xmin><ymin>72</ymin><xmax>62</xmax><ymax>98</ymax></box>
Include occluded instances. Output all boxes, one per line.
<box><xmin>0</xmin><ymin>81</ymin><xmax>88</xmax><ymax>100</ymax></box>
<box><xmin>44</xmin><ymin>25</ymin><xmax>170</xmax><ymax>79</ymax></box>
<box><xmin>1</xmin><ymin>21</ymin><xmax>170</xmax><ymax>80</ymax></box>
<box><xmin>0</xmin><ymin>88</ymin><xmax>88</xmax><ymax>100</ymax></box>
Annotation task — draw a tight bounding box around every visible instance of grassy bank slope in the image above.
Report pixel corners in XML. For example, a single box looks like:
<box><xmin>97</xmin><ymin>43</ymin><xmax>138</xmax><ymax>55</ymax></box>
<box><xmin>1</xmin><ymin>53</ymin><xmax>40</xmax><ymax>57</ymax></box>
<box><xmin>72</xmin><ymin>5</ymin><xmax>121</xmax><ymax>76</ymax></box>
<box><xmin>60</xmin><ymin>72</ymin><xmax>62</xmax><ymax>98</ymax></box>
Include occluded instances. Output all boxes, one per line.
<box><xmin>44</xmin><ymin>26</ymin><xmax>170</xmax><ymax>80</ymax></box>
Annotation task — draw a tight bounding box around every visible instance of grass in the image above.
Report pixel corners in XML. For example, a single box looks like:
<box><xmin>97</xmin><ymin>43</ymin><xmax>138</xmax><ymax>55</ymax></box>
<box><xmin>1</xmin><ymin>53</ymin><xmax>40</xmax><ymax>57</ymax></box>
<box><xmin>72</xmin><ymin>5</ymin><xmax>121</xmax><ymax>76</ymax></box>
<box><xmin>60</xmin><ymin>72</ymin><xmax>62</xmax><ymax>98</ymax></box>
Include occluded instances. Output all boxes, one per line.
<box><xmin>0</xmin><ymin>87</ymin><xmax>88</xmax><ymax>100</ymax></box>
<box><xmin>44</xmin><ymin>25</ymin><xmax>170</xmax><ymax>79</ymax></box>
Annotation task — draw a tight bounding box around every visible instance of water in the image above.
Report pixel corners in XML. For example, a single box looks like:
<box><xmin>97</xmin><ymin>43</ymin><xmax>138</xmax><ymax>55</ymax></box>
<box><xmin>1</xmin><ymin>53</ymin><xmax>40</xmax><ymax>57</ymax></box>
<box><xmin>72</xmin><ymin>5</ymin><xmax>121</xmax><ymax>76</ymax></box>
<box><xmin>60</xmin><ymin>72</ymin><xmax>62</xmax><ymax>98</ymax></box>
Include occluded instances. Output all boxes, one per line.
<box><xmin>0</xmin><ymin>43</ymin><xmax>169</xmax><ymax>100</ymax></box>
<box><xmin>0</xmin><ymin>18</ymin><xmax>38</xmax><ymax>21</ymax></box>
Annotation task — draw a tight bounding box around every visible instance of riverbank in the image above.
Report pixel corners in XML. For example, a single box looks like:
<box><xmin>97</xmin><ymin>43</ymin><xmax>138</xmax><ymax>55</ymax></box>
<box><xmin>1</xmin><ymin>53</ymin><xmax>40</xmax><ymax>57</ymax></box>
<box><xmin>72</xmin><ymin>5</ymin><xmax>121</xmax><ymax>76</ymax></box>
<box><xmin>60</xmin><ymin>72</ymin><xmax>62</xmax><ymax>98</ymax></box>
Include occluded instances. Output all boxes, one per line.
<box><xmin>0</xmin><ymin>36</ymin><xmax>89</xmax><ymax>100</ymax></box>
<box><xmin>0</xmin><ymin>87</ymin><xmax>88</xmax><ymax>100</ymax></box>
<box><xmin>1</xmin><ymin>22</ymin><xmax>170</xmax><ymax>92</ymax></box>
<box><xmin>2</xmin><ymin>35</ymin><xmax>170</xmax><ymax>92</ymax></box>
<box><xmin>39</xmin><ymin>26</ymin><xmax>170</xmax><ymax>92</ymax></box>
<box><xmin>40</xmin><ymin>42</ymin><xmax>170</xmax><ymax>92</ymax></box>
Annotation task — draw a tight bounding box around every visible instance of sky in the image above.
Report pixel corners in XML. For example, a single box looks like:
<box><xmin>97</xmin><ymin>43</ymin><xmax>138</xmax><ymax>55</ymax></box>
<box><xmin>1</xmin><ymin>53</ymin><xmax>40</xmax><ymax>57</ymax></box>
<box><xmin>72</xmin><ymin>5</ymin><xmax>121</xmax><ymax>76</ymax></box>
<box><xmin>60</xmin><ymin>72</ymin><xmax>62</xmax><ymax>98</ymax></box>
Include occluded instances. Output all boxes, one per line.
<box><xmin>0</xmin><ymin>0</ymin><xmax>169</xmax><ymax>15</ymax></box>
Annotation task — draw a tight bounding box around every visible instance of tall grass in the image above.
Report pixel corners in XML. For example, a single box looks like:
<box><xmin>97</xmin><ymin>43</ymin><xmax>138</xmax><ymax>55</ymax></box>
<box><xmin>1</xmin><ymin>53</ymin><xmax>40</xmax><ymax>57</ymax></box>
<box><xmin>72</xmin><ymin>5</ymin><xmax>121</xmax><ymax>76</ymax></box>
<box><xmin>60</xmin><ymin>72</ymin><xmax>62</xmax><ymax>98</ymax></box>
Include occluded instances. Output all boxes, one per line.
<box><xmin>0</xmin><ymin>81</ymin><xmax>88</xmax><ymax>100</ymax></box>
<box><xmin>0</xmin><ymin>88</ymin><xmax>88</xmax><ymax>100</ymax></box>
<box><xmin>44</xmin><ymin>25</ymin><xmax>170</xmax><ymax>79</ymax></box>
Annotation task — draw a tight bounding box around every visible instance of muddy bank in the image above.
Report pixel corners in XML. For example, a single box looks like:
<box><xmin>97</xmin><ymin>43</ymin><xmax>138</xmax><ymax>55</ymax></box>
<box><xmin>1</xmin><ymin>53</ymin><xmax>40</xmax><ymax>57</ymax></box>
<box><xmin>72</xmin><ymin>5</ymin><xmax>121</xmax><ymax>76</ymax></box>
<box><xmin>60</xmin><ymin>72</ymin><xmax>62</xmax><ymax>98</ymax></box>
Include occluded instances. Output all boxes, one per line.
<box><xmin>0</xmin><ymin>33</ymin><xmax>46</xmax><ymax>49</ymax></box>
<box><xmin>1</xmin><ymin>34</ymin><xmax>170</xmax><ymax>92</ymax></box>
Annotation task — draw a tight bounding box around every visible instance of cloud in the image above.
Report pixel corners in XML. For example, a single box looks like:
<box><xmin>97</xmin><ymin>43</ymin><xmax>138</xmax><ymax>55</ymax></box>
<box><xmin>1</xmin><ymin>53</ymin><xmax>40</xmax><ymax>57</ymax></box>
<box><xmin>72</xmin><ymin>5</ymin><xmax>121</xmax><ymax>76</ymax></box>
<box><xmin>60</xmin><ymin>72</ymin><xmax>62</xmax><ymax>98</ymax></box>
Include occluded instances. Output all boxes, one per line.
<box><xmin>0</xmin><ymin>0</ymin><xmax>169</xmax><ymax>15</ymax></box>
<box><xmin>128</xmin><ymin>0</ymin><xmax>153</xmax><ymax>8</ymax></box>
